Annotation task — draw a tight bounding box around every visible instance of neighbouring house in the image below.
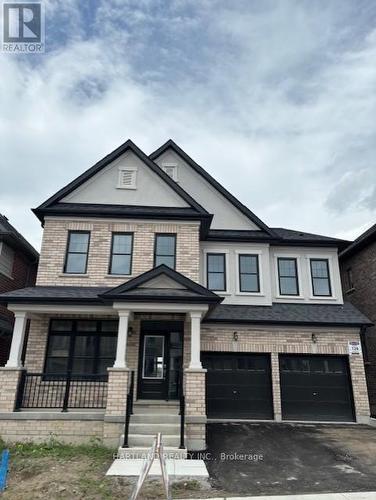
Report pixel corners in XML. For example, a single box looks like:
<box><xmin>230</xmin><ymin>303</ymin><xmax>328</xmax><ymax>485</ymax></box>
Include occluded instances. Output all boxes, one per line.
<box><xmin>0</xmin><ymin>139</ymin><xmax>372</xmax><ymax>453</ymax></box>
<box><xmin>0</xmin><ymin>215</ymin><xmax>38</xmax><ymax>365</ymax></box>
<box><xmin>339</xmin><ymin>223</ymin><xmax>376</xmax><ymax>416</ymax></box>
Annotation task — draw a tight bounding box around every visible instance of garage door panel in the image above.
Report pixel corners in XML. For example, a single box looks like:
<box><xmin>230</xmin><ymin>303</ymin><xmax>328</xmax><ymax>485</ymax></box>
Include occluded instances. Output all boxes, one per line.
<box><xmin>202</xmin><ymin>353</ymin><xmax>273</xmax><ymax>420</ymax></box>
<box><xmin>280</xmin><ymin>355</ymin><xmax>355</xmax><ymax>422</ymax></box>
<box><xmin>282</xmin><ymin>385</ymin><xmax>352</xmax><ymax>402</ymax></box>
<box><xmin>282</xmin><ymin>373</ymin><xmax>350</xmax><ymax>388</ymax></box>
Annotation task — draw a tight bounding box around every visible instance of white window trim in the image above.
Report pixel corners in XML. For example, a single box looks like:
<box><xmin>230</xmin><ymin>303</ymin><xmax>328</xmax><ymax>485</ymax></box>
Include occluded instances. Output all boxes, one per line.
<box><xmin>161</xmin><ymin>162</ymin><xmax>178</xmax><ymax>181</ymax></box>
<box><xmin>117</xmin><ymin>166</ymin><xmax>138</xmax><ymax>190</ymax></box>
<box><xmin>273</xmin><ymin>254</ymin><xmax>304</xmax><ymax>300</ymax></box>
<box><xmin>234</xmin><ymin>249</ymin><xmax>265</xmax><ymax>296</ymax></box>
<box><xmin>203</xmin><ymin>249</ymin><xmax>230</xmax><ymax>295</ymax></box>
<box><xmin>306</xmin><ymin>254</ymin><xmax>337</xmax><ymax>300</ymax></box>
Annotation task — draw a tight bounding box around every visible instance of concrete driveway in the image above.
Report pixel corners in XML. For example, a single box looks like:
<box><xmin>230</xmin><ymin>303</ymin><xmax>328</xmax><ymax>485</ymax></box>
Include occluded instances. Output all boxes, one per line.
<box><xmin>202</xmin><ymin>423</ymin><xmax>376</xmax><ymax>497</ymax></box>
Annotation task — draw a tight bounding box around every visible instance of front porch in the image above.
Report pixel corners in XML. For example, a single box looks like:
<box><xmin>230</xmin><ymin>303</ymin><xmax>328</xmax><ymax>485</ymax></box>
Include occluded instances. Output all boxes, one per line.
<box><xmin>0</xmin><ymin>302</ymin><xmax>209</xmax><ymax>450</ymax></box>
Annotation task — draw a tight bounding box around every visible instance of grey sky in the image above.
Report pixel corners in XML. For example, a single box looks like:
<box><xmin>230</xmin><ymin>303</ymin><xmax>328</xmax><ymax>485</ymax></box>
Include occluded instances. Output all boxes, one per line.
<box><xmin>1</xmin><ymin>0</ymin><xmax>375</xmax><ymax>250</ymax></box>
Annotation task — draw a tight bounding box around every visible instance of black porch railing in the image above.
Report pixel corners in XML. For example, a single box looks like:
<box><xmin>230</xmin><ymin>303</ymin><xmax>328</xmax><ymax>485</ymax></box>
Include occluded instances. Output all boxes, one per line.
<box><xmin>15</xmin><ymin>371</ymin><xmax>108</xmax><ymax>411</ymax></box>
<box><xmin>122</xmin><ymin>371</ymin><xmax>135</xmax><ymax>448</ymax></box>
<box><xmin>178</xmin><ymin>370</ymin><xmax>185</xmax><ymax>449</ymax></box>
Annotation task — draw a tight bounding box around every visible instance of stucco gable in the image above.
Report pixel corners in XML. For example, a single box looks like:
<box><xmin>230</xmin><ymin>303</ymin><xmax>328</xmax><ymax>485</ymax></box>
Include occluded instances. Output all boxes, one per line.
<box><xmin>150</xmin><ymin>141</ymin><xmax>274</xmax><ymax>233</ymax></box>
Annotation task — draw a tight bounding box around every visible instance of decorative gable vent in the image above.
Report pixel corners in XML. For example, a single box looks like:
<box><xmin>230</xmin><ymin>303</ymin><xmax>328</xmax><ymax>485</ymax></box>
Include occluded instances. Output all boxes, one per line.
<box><xmin>162</xmin><ymin>164</ymin><xmax>178</xmax><ymax>182</ymax></box>
<box><xmin>117</xmin><ymin>166</ymin><xmax>137</xmax><ymax>189</ymax></box>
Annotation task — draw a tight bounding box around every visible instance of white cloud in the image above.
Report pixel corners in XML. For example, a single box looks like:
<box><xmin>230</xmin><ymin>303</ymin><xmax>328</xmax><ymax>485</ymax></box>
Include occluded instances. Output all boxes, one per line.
<box><xmin>0</xmin><ymin>0</ymin><xmax>375</xmax><ymax>250</ymax></box>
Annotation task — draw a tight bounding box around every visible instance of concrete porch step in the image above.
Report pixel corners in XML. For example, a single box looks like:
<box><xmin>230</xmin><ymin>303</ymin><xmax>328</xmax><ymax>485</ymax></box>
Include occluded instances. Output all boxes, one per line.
<box><xmin>132</xmin><ymin>404</ymin><xmax>179</xmax><ymax>415</ymax></box>
<box><xmin>130</xmin><ymin>413</ymin><xmax>180</xmax><ymax>424</ymax></box>
<box><xmin>129</xmin><ymin>423</ymin><xmax>180</xmax><ymax>435</ymax></box>
<box><xmin>116</xmin><ymin>447</ymin><xmax>188</xmax><ymax>460</ymax></box>
<box><xmin>127</xmin><ymin>433</ymin><xmax>181</xmax><ymax>447</ymax></box>
<box><xmin>134</xmin><ymin>400</ymin><xmax>179</xmax><ymax>406</ymax></box>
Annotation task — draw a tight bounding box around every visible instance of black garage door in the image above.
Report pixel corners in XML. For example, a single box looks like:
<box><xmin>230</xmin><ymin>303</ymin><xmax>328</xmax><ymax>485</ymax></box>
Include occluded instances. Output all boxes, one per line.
<box><xmin>280</xmin><ymin>355</ymin><xmax>355</xmax><ymax>422</ymax></box>
<box><xmin>202</xmin><ymin>353</ymin><xmax>273</xmax><ymax>419</ymax></box>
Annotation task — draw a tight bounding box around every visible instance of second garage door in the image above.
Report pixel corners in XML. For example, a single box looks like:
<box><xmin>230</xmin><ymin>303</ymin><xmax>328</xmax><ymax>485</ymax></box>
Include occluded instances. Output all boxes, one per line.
<box><xmin>202</xmin><ymin>352</ymin><xmax>273</xmax><ymax>419</ymax></box>
<box><xmin>280</xmin><ymin>354</ymin><xmax>355</xmax><ymax>422</ymax></box>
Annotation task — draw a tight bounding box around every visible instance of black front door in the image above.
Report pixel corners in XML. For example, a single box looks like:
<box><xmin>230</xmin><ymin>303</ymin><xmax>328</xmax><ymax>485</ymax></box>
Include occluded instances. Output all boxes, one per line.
<box><xmin>138</xmin><ymin>321</ymin><xmax>183</xmax><ymax>400</ymax></box>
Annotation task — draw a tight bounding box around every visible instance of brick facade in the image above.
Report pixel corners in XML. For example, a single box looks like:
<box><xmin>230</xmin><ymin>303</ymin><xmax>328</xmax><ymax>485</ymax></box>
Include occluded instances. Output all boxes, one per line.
<box><xmin>201</xmin><ymin>324</ymin><xmax>370</xmax><ymax>421</ymax></box>
<box><xmin>0</xmin><ymin>315</ymin><xmax>370</xmax><ymax>447</ymax></box>
<box><xmin>340</xmin><ymin>241</ymin><xmax>376</xmax><ymax>415</ymax></box>
<box><xmin>0</xmin><ymin>249</ymin><xmax>37</xmax><ymax>366</ymax></box>
<box><xmin>36</xmin><ymin>218</ymin><xmax>200</xmax><ymax>286</ymax></box>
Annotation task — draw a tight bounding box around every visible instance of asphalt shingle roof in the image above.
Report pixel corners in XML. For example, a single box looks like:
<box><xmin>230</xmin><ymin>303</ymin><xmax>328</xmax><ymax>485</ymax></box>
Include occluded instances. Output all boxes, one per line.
<box><xmin>0</xmin><ymin>214</ymin><xmax>39</xmax><ymax>260</ymax></box>
<box><xmin>205</xmin><ymin>302</ymin><xmax>372</xmax><ymax>327</ymax></box>
<box><xmin>340</xmin><ymin>223</ymin><xmax>376</xmax><ymax>259</ymax></box>
<box><xmin>0</xmin><ymin>285</ymin><xmax>371</xmax><ymax>326</ymax></box>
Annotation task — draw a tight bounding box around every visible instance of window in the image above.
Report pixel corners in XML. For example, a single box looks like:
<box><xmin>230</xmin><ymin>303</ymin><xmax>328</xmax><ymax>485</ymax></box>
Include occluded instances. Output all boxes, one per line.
<box><xmin>0</xmin><ymin>242</ymin><xmax>14</xmax><ymax>277</ymax></box>
<box><xmin>238</xmin><ymin>254</ymin><xmax>260</xmax><ymax>292</ymax></box>
<box><xmin>109</xmin><ymin>233</ymin><xmax>133</xmax><ymax>275</ymax></box>
<box><xmin>45</xmin><ymin>320</ymin><xmax>118</xmax><ymax>377</ymax></box>
<box><xmin>154</xmin><ymin>234</ymin><xmax>176</xmax><ymax>269</ymax></box>
<box><xmin>207</xmin><ymin>253</ymin><xmax>226</xmax><ymax>291</ymax></box>
<box><xmin>278</xmin><ymin>257</ymin><xmax>299</xmax><ymax>295</ymax></box>
<box><xmin>346</xmin><ymin>267</ymin><xmax>354</xmax><ymax>291</ymax></box>
<box><xmin>310</xmin><ymin>259</ymin><xmax>332</xmax><ymax>296</ymax></box>
<box><xmin>117</xmin><ymin>166</ymin><xmax>137</xmax><ymax>189</ymax></box>
<box><xmin>64</xmin><ymin>231</ymin><xmax>90</xmax><ymax>274</ymax></box>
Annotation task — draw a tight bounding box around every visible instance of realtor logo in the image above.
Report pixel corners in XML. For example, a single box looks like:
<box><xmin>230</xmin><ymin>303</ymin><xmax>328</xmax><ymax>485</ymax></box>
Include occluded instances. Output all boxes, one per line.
<box><xmin>2</xmin><ymin>2</ymin><xmax>45</xmax><ymax>53</ymax></box>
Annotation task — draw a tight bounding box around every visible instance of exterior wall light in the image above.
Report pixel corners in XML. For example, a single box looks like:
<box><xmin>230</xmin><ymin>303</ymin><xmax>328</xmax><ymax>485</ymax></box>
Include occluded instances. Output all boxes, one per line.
<box><xmin>312</xmin><ymin>333</ymin><xmax>318</xmax><ymax>344</ymax></box>
<box><xmin>233</xmin><ymin>331</ymin><xmax>238</xmax><ymax>341</ymax></box>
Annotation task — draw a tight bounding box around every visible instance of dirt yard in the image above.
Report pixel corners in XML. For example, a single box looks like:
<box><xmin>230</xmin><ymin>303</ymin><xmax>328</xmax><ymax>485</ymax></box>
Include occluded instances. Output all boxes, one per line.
<box><xmin>0</xmin><ymin>439</ymin><xmax>225</xmax><ymax>499</ymax></box>
<box><xmin>3</xmin><ymin>423</ymin><xmax>376</xmax><ymax>498</ymax></box>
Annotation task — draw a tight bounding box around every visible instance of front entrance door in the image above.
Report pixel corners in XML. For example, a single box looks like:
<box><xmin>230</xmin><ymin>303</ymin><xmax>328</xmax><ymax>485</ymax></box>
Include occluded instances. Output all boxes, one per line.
<box><xmin>138</xmin><ymin>321</ymin><xmax>183</xmax><ymax>400</ymax></box>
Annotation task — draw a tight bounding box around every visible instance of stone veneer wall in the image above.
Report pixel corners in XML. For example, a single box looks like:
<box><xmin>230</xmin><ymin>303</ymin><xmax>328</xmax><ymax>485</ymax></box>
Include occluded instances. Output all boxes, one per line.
<box><xmin>201</xmin><ymin>324</ymin><xmax>370</xmax><ymax>421</ymax></box>
<box><xmin>36</xmin><ymin>218</ymin><xmax>200</xmax><ymax>286</ymax></box>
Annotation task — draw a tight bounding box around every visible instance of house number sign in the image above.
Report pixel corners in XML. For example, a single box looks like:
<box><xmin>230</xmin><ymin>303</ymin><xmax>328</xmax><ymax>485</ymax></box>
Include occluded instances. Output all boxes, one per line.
<box><xmin>348</xmin><ymin>340</ymin><xmax>362</xmax><ymax>355</ymax></box>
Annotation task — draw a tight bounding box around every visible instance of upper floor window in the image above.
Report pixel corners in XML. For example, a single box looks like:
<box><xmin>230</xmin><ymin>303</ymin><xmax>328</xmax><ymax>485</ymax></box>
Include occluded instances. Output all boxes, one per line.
<box><xmin>0</xmin><ymin>242</ymin><xmax>14</xmax><ymax>278</ymax></box>
<box><xmin>154</xmin><ymin>234</ymin><xmax>176</xmax><ymax>269</ymax></box>
<box><xmin>109</xmin><ymin>233</ymin><xmax>133</xmax><ymax>275</ymax></box>
<box><xmin>64</xmin><ymin>231</ymin><xmax>90</xmax><ymax>274</ymax></box>
<box><xmin>310</xmin><ymin>258</ymin><xmax>332</xmax><ymax>296</ymax></box>
<box><xmin>278</xmin><ymin>257</ymin><xmax>299</xmax><ymax>296</ymax></box>
<box><xmin>239</xmin><ymin>254</ymin><xmax>260</xmax><ymax>293</ymax></box>
<box><xmin>207</xmin><ymin>253</ymin><xmax>226</xmax><ymax>291</ymax></box>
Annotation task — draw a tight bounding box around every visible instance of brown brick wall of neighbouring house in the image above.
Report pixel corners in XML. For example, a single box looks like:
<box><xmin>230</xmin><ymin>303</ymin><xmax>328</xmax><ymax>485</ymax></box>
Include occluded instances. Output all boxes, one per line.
<box><xmin>0</xmin><ymin>250</ymin><xmax>37</xmax><ymax>365</ymax></box>
<box><xmin>340</xmin><ymin>241</ymin><xmax>376</xmax><ymax>415</ymax></box>
<box><xmin>36</xmin><ymin>218</ymin><xmax>200</xmax><ymax>286</ymax></box>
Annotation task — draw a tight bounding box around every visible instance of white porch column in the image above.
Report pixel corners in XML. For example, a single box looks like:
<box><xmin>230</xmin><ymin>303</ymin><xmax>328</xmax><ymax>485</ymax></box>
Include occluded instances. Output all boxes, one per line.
<box><xmin>113</xmin><ymin>310</ymin><xmax>131</xmax><ymax>369</ymax></box>
<box><xmin>5</xmin><ymin>311</ymin><xmax>28</xmax><ymax>368</ymax></box>
<box><xmin>189</xmin><ymin>311</ymin><xmax>203</xmax><ymax>369</ymax></box>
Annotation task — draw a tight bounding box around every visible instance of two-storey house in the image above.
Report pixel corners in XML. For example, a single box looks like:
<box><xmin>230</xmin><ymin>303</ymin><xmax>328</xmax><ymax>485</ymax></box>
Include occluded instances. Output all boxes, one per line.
<box><xmin>0</xmin><ymin>215</ymin><xmax>38</xmax><ymax>365</ymax></box>
<box><xmin>0</xmin><ymin>140</ymin><xmax>371</xmax><ymax>453</ymax></box>
<box><xmin>339</xmin><ymin>224</ymin><xmax>376</xmax><ymax>417</ymax></box>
